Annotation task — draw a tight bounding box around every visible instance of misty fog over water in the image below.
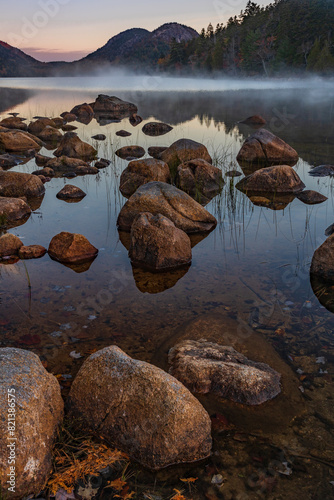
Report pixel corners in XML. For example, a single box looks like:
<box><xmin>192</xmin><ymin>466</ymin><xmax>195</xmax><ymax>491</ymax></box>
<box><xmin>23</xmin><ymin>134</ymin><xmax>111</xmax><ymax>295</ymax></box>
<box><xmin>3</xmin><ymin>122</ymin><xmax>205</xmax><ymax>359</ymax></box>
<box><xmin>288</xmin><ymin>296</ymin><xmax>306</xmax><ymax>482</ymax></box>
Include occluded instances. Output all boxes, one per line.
<box><xmin>0</xmin><ymin>73</ymin><xmax>334</xmax><ymax>94</ymax></box>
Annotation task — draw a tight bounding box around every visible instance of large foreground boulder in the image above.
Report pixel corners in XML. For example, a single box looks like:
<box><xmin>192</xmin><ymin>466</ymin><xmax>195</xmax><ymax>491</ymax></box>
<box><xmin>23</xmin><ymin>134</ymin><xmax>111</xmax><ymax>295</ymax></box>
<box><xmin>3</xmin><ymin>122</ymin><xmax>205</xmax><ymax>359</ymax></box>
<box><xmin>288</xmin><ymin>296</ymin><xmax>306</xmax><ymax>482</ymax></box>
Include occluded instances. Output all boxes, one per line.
<box><xmin>120</xmin><ymin>158</ymin><xmax>171</xmax><ymax>197</ymax></box>
<box><xmin>0</xmin><ymin>348</ymin><xmax>64</xmax><ymax>500</ymax></box>
<box><xmin>160</xmin><ymin>139</ymin><xmax>212</xmax><ymax>171</ymax></box>
<box><xmin>237</xmin><ymin>129</ymin><xmax>299</xmax><ymax>166</ymax></box>
<box><xmin>129</xmin><ymin>213</ymin><xmax>192</xmax><ymax>271</ymax></box>
<box><xmin>54</xmin><ymin>132</ymin><xmax>97</xmax><ymax>161</ymax></box>
<box><xmin>236</xmin><ymin>165</ymin><xmax>305</xmax><ymax>194</ymax></box>
<box><xmin>117</xmin><ymin>181</ymin><xmax>217</xmax><ymax>233</ymax></box>
<box><xmin>68</xmin><ymin>346</ymin><xmax>212</xmax><ymax>470</ymax></box>
<box><xmin>48</xmin><ymin>232</ymin><xmax>98</xmax><ymax>264</ymax></box>
<box><xmin>168</xmin><ymin>340</ymin><xmax>281</xmax><ymax>405</ymax></box>
<box><xmin>0</xmin><ymin>130</ymin><xmax>43</xmax><ymax>153</ymax></box>
<box><xmin>310</xmin><ymin>234</ymin><xmax>334</xmax><ymax>282</ymax></box>
<box><xmin>176</xmin><ymin>159</ymin><xmax>224</xmax><ymax>204</ymax></box>
<box><xmin>0</xmin><ymin>171</ymin><xmax>45</xmax><ymax>198</ymax></box>
<box><xmin>0</xmin><ymin>197</ymin><xmax>31</xmax><ymax>225</ymax></box>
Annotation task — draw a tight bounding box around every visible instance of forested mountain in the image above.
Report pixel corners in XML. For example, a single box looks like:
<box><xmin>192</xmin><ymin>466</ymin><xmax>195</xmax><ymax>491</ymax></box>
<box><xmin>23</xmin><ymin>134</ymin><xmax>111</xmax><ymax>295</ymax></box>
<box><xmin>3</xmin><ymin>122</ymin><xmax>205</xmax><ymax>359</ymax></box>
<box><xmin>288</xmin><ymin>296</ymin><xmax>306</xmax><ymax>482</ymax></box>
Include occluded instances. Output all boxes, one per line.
<box><xmin>79</xmin><ymin>23</ymin><xmax>198</xmax><ymax>69</ymax></box>
<box><xmin>158</xmin><ymin>0</ymin><xmax>334</xmax><ymax>75</ymax></box>
<box><xmin>0</xmin><ymin>1</ymin><xmax>333</xmax><ymax>77</ymax></box>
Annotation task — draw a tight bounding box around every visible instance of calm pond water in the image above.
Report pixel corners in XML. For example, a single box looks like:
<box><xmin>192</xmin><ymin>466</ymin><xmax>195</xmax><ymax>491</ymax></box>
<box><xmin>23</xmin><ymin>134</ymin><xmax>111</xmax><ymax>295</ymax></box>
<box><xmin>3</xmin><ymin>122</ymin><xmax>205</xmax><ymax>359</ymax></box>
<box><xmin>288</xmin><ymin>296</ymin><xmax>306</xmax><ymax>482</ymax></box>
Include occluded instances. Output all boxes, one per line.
<box><xmin>0</xmin><ymin>77</ymin><xmax>334</xmax><ymax>499</ymax></box>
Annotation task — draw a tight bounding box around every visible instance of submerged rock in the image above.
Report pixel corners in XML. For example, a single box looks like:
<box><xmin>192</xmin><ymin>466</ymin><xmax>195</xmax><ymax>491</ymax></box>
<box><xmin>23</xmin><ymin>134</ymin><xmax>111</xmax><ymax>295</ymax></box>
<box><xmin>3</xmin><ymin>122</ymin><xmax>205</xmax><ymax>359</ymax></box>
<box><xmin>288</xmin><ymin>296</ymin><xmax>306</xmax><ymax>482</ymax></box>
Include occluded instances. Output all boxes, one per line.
<box><xmin>168</xmin><ymin>340</ymin><xmax>281</xmax><ymax>405</ymax></box>
<box><xmin>48</xmin><ymin>232</ymin><xmax>98</xmax><ymax>264</ymax></box>
<box><xmin>120</xmin><ymin>158</ymin><xmax>171</xmax><ymax>197</ymax></box>
<box><xmin>0</xmin><ymin>171</ymin><xmax>45</xmax><ymax>198</ymax></box>
<box><xmin>54</xmin><ymin>132</ymin><xmax>97</xmax><ymax>161</ymax></box>
<box><xmin>56</xmin><ymin>185</ymin><xmax>86</xmax><ymax>200</ymax></box>
<box><xmin>160</xmin><ymin>139</ymin><xmax>212</xmax><ymax>171</ymax></box>
<box><xmin>237</xmin><ymin>129</ymin><xmax>299</xmax><ymax>167</ymax></box>
<box><xmin>310</xmin><ymin>234</ymin><xmax>334</xmax><ymax>282</ymax></box>
<box><xmin>142</xmin><ymin>122</ymin><xmax>173</xmax><ymax>136</ymax></box>
<box><xmin>68</xmin><ymin>346</ymin><xmax>212</xmax><ymax>470</ymax></box>
<box><xmin>296</xmin><ymin>190</ymin><xmax>328</xmax><ymax>205</ymax></box>
<box><xmin>176</xmin><ymin>159</ymin><xmax>224</xmax><ymax>204</ymax></box>
<box><xmin>0</xmin><ymin>233</ymin><xmax>23</xmax><ymax>257</ymax></box>
<box><xmin>129</xmin><ymin>212</ymin><xmax>192</xmax><ymax>271</ymax></box>
<box><xmin>236</xmin><ymin>165</ymin><xmax>305</xmax><ymax>194</ymax></box>
<box><xmin>115</xmin><ymin>145</ymin><xmax>145</xmax><ymax>160</ymax></box>
<box><xmin>0</xmin><ymin>197</ymin><xmax>31</xmax><ymax>225</ymax></box>
<box><xmin>0</xmin><ymin>348</ymin><xmax>64</xmax><ymax>499</ymax></box>
<box><xmin>18</xmin><ymin>245</ymin><xmax>47</xmax><ymax>259</ymax></box>
<box><xmin>117</xmin><ymin>181</ymin><xmax>217</xmax><ymax>233</ymax></box>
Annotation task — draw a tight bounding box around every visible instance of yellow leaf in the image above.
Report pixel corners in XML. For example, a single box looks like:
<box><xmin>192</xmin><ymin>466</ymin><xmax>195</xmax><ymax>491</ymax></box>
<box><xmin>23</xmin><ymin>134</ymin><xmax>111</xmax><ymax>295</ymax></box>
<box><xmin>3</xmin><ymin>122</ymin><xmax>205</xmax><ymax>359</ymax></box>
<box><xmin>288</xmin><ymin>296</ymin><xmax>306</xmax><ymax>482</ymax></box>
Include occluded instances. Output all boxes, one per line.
<box><xmin>106</xmin><ymin>478</ymin><xmax>127</xmax><ymax>491</ymax></box>
<box><xmin>180</xmin><ymin>477</ymin><xmax>198</xmax><ymax>483</ymax></box>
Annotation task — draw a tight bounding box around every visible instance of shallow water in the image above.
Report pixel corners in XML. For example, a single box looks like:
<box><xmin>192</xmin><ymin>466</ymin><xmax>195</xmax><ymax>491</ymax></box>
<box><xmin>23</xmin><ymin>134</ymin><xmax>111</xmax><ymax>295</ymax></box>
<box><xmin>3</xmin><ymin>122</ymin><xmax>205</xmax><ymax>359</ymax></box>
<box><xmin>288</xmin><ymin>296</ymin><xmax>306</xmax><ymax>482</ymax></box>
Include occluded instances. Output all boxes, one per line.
<box><xmin>0</xmin><ymin>78</ymin><xmax>334</xmax><ymax>499</ymax></box>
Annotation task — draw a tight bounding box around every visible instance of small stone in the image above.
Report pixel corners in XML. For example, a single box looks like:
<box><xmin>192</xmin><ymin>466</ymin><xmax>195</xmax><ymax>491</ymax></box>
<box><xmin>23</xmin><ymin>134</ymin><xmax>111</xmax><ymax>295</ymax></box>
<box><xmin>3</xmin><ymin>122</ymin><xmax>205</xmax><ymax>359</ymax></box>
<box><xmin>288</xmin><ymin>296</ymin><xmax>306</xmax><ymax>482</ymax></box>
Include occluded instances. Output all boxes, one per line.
<box><xmin>116</xmin><ymin>130</ymin><xmax>132</xmax><ymax>137</ymax></box>
<box><xmin>19</xmin><ymin>245</ymin><xmax>47</xmax><ymax>259</ymax></box>
<box><xmin>91</xmin><ymin>134</ymin><xmax>106</xmax><ymax>141</ymax></box>
<box><xmin>57</xmin><ymin>185</ymin><xmax>86</xmax><ymax>200</ymax></box>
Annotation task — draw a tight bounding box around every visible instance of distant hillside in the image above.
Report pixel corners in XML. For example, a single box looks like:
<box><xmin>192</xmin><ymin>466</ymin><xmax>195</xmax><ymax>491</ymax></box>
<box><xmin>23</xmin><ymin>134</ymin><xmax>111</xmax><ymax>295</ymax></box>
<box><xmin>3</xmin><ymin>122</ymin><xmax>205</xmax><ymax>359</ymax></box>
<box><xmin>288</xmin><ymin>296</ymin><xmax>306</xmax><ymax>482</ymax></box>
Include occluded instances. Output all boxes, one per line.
<box><xmin>0</xmin><ymin>41</ymin><xmax>47</xmax><ymax>77</ymax></box>
<box><xmin>82</xmin><ymin>28</ymin><xmax>150</xmax><ymax>63</ymax></box>
<box><xmin>79</xmin><ymin>23</ymin><xmax>198</xmax><ymax>69</ymax></box>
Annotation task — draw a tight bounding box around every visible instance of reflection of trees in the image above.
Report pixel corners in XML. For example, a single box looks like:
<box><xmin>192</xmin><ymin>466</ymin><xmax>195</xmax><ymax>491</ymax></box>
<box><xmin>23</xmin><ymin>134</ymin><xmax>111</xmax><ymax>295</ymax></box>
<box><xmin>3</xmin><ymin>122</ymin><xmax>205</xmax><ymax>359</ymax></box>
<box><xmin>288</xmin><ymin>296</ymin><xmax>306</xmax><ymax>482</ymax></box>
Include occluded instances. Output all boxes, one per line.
<box><xmin>0</xmin><ymin>88</ymin><xmax>33</xmax><ymax>114</ymax></box>
<box><xmin>126</xmin><ymin>88</ymin><xmax>334</xmax><ymax>165</ymax></box>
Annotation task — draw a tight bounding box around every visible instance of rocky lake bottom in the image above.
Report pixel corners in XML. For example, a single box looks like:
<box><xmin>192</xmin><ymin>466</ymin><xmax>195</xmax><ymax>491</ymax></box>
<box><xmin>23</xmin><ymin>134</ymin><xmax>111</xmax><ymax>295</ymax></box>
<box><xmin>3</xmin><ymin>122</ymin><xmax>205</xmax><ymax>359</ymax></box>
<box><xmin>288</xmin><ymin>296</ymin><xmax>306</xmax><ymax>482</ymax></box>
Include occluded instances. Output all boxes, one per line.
<box><xmin>0</xmin><ymin>77</ymin><xmax>334</xmax><ymax>499</ymax></box>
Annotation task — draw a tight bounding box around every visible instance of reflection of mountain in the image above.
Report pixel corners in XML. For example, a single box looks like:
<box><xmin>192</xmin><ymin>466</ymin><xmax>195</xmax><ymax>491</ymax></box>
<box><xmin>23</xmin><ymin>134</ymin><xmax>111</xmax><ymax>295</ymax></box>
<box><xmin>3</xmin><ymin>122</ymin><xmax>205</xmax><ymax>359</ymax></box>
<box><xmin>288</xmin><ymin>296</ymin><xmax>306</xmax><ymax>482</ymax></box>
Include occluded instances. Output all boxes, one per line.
<box><xmin>0</xmin><ymin>88</ymin><xmax>33</xmax><ymax>114</ymax></box>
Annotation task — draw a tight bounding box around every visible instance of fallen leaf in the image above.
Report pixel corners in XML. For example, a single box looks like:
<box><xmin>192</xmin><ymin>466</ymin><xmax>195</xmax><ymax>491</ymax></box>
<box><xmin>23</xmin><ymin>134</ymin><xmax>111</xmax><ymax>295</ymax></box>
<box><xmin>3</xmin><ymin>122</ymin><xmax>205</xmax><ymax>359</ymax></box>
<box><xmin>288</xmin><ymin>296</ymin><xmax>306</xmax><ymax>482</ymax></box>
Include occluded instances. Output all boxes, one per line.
<box><xmin>180</xmin><ymin>477</ymin><xmax>198</xmax><ymax>483</ymax></box>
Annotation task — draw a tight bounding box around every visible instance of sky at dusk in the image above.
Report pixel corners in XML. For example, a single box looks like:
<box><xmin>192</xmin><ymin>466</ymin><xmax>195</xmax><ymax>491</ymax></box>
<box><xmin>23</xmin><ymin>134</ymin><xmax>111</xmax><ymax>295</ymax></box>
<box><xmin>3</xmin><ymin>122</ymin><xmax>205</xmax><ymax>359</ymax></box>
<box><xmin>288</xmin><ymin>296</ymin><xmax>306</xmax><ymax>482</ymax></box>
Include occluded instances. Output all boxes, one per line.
<box><xmin>1</xmin><ymin>0</ymin><xmax>273</xmax><ymax>62</ymax></box>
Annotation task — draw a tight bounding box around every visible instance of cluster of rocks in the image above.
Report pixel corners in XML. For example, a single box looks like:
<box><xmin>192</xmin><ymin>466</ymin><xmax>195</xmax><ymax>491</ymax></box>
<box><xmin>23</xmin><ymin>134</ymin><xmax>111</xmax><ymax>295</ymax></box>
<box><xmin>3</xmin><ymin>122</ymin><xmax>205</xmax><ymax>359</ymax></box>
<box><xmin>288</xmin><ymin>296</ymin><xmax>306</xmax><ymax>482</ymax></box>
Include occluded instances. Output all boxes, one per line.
<box><xmin>115</xmin><ymin>138</ymin><xmax>225</xmax><ymax>272</ymax></box>
<box><xmin>0</xmin><ymin>231</ymin><xmax>98</xmax><ymax>268</ymax></box>
<box><xmin>0</xmin><ymin>340</ymin><xmax>282</xmax><ymax>498</ymax></box>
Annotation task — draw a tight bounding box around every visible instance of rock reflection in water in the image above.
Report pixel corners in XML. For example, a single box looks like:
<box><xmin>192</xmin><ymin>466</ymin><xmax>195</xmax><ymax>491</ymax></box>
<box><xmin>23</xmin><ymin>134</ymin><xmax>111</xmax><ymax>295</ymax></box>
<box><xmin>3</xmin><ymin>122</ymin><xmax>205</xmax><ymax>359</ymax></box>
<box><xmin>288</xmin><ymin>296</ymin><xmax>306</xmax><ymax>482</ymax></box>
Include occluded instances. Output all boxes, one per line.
<box><xmin>132</xmin><ymin>264</ymin><xmax>191</xmax><ymax>294</ymax></box>
<box><xmin>242</xmin><ymin>192</ymin><xmax>295</xmax><ymax>211</ymax></box>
